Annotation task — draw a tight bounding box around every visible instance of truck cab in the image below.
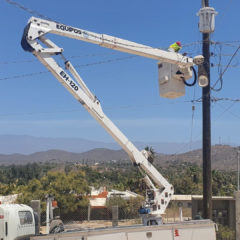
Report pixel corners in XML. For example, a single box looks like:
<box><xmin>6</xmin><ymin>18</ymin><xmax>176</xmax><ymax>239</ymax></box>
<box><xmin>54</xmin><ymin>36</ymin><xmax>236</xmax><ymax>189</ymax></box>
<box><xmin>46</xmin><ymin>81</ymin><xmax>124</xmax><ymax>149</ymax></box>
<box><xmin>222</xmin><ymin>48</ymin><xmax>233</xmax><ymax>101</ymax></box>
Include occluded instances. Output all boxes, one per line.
<box><xmin>0</xmin><ymin>204</ymin><xmax>36</xmax><ymax>240</ymax></box>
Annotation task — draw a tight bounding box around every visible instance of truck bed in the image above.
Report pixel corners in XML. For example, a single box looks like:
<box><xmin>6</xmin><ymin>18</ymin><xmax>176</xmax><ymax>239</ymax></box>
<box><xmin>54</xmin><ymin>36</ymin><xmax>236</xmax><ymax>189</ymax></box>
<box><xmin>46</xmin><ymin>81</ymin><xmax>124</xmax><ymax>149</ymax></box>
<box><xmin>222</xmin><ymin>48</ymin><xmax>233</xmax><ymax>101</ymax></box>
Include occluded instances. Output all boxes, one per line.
<box><xmin>30</xmin><ymin>220</ymin><xmax>216</xmax><ymax>240</ymax></box>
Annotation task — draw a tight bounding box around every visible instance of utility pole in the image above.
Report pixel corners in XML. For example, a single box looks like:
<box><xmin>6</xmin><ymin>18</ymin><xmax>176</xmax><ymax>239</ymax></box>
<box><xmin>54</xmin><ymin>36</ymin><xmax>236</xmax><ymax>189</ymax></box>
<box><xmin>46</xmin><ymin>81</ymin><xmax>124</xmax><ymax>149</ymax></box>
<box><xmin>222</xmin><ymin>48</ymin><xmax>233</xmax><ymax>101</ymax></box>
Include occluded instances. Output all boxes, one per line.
<box><xmin>237</xmin><ymin>148</ymin><xmax>240</xmax><ymax>191</ymax></box>
<box><xmin>198</xmin><ymin>0</ymin><xmax>213</xmax><ymax>220</ymax></box>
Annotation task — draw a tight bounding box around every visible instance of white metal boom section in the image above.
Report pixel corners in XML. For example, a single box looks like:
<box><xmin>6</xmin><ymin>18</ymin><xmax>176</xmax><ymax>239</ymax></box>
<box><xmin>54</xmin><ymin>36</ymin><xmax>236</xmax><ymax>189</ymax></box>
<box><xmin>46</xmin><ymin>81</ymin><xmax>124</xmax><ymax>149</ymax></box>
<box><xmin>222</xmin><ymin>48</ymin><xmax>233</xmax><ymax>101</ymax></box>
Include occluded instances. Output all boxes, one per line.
<box><xmin>21</xmin><ymin>17</ymin><xmax>193</xmax><ymax>219</ymax></box>
<box><xmin>22</xmin><ymin>17</ymin><xmax>197</xmax><ymax>67</ymax></box>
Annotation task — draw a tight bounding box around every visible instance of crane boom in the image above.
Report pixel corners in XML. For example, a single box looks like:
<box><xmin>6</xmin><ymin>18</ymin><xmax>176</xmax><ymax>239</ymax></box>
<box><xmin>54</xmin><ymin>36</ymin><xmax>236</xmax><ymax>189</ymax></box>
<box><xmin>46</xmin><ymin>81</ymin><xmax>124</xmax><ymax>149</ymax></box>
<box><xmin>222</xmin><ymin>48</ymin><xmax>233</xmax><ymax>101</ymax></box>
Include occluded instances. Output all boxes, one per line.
<box><xmin>22</xmin><ymin>17</ymin><xmax>195</xmax><ymax>67</ymax></box>
<box><xmin>21</xmin><ymin>17</ymin><xmax>200</xmax><ymax>224</ymax></box>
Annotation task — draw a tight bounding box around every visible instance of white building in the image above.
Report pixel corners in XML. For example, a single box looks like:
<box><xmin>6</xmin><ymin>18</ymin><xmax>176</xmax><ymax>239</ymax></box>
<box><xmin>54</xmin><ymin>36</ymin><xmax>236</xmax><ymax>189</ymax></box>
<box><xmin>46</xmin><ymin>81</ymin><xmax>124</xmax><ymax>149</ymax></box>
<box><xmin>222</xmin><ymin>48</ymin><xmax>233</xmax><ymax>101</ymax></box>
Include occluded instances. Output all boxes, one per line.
<box><xmin>89</xmin><ymin>187</ymin><xmax>139</xmax><ymax>208</ymax></box>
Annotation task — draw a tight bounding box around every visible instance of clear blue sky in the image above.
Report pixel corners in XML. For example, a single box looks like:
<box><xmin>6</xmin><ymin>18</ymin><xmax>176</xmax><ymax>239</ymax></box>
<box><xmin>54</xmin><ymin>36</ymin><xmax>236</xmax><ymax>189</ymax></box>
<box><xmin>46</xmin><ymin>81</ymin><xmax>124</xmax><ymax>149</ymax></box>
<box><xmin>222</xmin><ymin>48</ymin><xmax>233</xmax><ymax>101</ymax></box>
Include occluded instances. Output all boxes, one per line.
<box><xmin>0</xmin><ymin>0</ymin><xmax>240</xmax><ymax>150</ymax></box>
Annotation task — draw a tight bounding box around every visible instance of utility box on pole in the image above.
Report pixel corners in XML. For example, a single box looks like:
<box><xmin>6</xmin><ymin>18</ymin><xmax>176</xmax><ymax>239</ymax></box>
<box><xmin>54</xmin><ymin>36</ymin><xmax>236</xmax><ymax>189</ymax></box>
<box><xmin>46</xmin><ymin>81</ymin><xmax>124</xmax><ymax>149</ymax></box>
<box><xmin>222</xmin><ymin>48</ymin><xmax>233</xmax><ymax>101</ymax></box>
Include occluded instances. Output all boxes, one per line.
<box><xmin>197</xmin><ymin>7</ymin><xmax>218</xmax><ymax>33</ymax></box>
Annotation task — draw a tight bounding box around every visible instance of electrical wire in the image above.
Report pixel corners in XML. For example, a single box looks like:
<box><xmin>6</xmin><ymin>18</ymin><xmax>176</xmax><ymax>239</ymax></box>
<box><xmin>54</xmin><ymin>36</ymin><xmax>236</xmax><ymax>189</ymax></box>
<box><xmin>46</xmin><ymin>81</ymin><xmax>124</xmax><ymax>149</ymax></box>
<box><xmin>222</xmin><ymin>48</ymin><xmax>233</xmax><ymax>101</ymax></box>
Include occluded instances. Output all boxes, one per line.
<box><xmin>211</xmin><ymin>97</ymin><xmax>240</xmax><ymax>102</ymax></box>
<box><xmin>74</xmin><ymin>55</ymin><xmax>137</xmax><ymax>68</ymax></box>
<box><xmin>0</xmin><ymin>55</ymin><xmax>137</xmax><ymax>81</ymax></box>
<box><xmin>4</xmin><ymin>0</ymin><xmax>53</xmax><ymax>21</ymax></box>
<box><xmin>212</xmin><ymin>44</ymin><xmax>223</xmax><ymax>92</ymax></box>
<box><xmin>0</xmin><ymin>40</ymin><xmax>217</xmax><ymax>67</ymax></box>
<box><xmin>0</xmin><ymin>102</ymin><xmax>186</xmax><ymax>119</ymax></box>
<box><xmin>212</xmin><ymin>63</ymin><xmax>240</xmax><ymax>68</ymax></box>
<box><xmin>189</xmin><ymin>86</ymin><xmax>196</xmax><ymax>151</ymax></box>
<box><xmin>211</xmin><ymin>40</ymin><xmax>240</xmax><ymax>47</ymax></box>
<box><xmin>215</xmin><ymin>102</ymin><xmax>240</xmax><ymax>120</ymax></box>
<box><xmin>212</xmin><ymin>53</ymin><xmax>240</xmax><ymax>57</ymax></box>
<box><xmin>214</xmin><ymin>101</ymin><xmax>238</xmax><ymax>121</ymax></box>
<box><xmin>191</xmin><ymin>97</ymin><xmax>240</xmax><ymax>103</ymax></box>
<box><xmin>183</xmin><ymin>67</ymin><xmax>197</xmax><ymax>87</ymax></box>
<box><xmin>211</xmin><ymin>45</ymin><xmax>240</xmax><ymax>92</ymax></box>
<box><xmin>174</xmin><ymin>100</ymin><xmax>240</xmax><ymax>155</ymax></box>
<box><xmin>1</xmin><ymin>38</ymin><xmax>240</xmax><ymax>67</ymax></box>
<box><xmin>0</xmin><ymin>52</ymin><xmax>119</xmax><ymax>65</ymax></box>
<box><xmin>0</xmin><ymin>71</ymin><xmax>48</xmax><ymax>81</ymax></box>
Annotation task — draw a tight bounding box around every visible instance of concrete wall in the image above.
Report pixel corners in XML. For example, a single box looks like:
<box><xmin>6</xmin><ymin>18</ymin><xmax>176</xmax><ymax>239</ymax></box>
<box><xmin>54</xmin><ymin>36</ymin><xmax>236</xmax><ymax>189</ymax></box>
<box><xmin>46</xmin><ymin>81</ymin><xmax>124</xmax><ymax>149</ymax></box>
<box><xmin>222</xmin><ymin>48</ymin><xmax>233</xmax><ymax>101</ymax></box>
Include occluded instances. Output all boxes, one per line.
<box><xmin>192</xmin><ymin>196</ymin><xmax>235</xmax><ymax>230</ymax></box>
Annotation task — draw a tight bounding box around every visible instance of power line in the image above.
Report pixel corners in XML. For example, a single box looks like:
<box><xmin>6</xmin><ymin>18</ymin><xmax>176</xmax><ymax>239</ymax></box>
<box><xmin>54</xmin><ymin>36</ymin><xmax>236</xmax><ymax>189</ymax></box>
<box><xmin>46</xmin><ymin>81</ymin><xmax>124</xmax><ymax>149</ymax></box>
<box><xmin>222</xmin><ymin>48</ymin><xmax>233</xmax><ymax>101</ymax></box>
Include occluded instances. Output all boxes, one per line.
<box><xmin>0</xmin><ymin>71</ymin><xmax>48</xmax><ymax>81</ymax></box>
<box><xmin>0</xmin><ymin>48</ymin><xmax>202</xmax><ymax>66</ymax></box>
<box><xmin>211</xmin><ymin>40</ymin><xmax>240</xmax><ymax>47</ymax></box>
<box><xmin>74</xmin><ymin>55</ymin><xmax>137</xmax><ymax>68</ymax></box>
<box><xmin>214</xmin><ymin>102</ymin><xmax>240</xmax><ymax>120</ymax></box>
<box><xmin>3</xmin><ymin>41</ymin><xmax>239</xmax><ymax>82</ymax></box>
<box><xmin>191</xmin><ymin>97</ymin><xmax>240</xmax><ymax>103</ymax></box>
<box><xmin>4</xmin><ymin>0</ymin><xmax>53</xmax><ymax>21</ymax></box>
<box><xmin>212</xmin><ymin>63</ymin><xmax>240</xmax><ymax>68</ymax></box>
<box><xmin>1</xmin><ymin>40</ymin><xmax>240</xmax><ymax>66</ymax></box>
<box><xmin>213</xmin><ymin>44</ymin><xmax>223</xmax><ymax>91</ymax></box>
<box><xmin>0</xmin><ymin>52</ymin><xmax>120</xmax><ymax>65</ymax></box>
<box><xmin>212</xmin><ymin>53</ymin><xmax>240</xmax><ymax>57</ymax></box>
<box><xmin>211</xmin><ymin>45</ymin><xmax>240</xmax><ymax>91</ymax></box>
<box><xmin>214</xmin><ymin>101</ymin><xmax>239</xmax><ymax>121</ymax></box>
<box><xmin>211</xmin><ymin>97</ymin><xmax>240</xmax><ymax>102</ymax></box>
<box><xmin>0</xmin><ymin>97</ymin><xmax>239</xmax><ymax>119</ymax></box>
<box><xmin>189</xmin><ymin>87</ymin><xmax>196</xmax><ymax>151</ymax></box>
<box><xmin>0</xmin><ymin>55</ymin><xmax>137</xmax><ymax>81</ymax></box>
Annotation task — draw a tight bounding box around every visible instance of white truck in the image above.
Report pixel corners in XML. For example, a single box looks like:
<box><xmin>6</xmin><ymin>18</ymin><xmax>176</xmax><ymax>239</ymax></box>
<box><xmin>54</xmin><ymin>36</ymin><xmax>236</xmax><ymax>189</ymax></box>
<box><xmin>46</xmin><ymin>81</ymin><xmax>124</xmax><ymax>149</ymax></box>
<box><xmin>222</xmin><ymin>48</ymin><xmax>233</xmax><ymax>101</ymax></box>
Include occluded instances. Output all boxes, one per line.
<box><xmin>0</xmin><ymin>198</ymin><xmax>63</xmax><ymax>240</ymax></box>
<box><xmin>20</xmin><ymin>17</ymin><xmax>216</xmax><ymax>240</ymax></box>
<box><xmin>30</xmin><ymin>220</ymin><xmax>216</xmax><ymax>240</ymax></box>
<box><xmin>0</xmin><ymin>203</ymin><xmax>216</xmax><ymax>240</ymax></box>
<box><xmin>0</xmin><ymin>204</ymin><xmax>37</xmax><ymax>240</ymax></box>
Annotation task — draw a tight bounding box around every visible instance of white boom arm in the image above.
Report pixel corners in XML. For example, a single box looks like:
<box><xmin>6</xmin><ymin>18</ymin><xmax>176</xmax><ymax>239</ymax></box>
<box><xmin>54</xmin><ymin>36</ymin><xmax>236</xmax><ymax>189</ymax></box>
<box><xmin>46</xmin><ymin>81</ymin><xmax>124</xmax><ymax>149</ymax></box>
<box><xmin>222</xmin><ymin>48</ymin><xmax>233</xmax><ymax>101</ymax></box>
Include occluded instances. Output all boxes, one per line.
<box><xmin>21</xmin><ymin>17</ymin><xmax>194</xmax><ymax>217</ymax></box>
<box><xmin>22</xmin><ymin>17</ymin><xmax>197</xmax><ymax>67</ymax></box>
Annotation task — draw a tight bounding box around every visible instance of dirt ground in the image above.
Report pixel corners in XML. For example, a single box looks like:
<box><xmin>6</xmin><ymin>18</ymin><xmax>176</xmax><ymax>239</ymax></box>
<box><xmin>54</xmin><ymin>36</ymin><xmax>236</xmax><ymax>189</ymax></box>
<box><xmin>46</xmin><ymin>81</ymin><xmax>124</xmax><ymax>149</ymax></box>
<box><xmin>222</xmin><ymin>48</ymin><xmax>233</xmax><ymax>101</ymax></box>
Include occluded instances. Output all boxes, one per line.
<box><xmin>40</xmin><ymin>219</ymin><xmax>141</xmax><ymax>234</ymax></box>
<box><xmin>64</xmin><ymin>219</ymin><xmax>141</xmax><ymax>229</ymax></box>
<box><xmin>40</xmin><ymin>208</ymin><xmax>192</xmax><ymax>234</ymax></box>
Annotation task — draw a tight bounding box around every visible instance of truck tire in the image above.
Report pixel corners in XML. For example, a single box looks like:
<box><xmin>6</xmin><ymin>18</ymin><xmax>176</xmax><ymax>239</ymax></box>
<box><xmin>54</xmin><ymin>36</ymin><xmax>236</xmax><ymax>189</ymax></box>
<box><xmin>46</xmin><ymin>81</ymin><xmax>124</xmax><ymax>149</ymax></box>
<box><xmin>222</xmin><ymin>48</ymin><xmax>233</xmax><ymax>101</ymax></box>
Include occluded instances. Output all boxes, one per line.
<box><xmin>49</xmin><ymin>219</ymin><xmax>64</xmax><ymax>234</ymax></box>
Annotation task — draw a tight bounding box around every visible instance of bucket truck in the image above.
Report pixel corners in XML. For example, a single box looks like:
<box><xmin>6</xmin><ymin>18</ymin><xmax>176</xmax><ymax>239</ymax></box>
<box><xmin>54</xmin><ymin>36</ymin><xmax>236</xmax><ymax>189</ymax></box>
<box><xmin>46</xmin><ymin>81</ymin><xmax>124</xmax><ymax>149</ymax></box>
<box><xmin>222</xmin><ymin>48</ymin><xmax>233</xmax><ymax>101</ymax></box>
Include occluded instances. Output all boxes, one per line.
<box><xmin>20</xmin><ymin>17</ymin><xmax>216</xmax><ymax>240</ymax></box>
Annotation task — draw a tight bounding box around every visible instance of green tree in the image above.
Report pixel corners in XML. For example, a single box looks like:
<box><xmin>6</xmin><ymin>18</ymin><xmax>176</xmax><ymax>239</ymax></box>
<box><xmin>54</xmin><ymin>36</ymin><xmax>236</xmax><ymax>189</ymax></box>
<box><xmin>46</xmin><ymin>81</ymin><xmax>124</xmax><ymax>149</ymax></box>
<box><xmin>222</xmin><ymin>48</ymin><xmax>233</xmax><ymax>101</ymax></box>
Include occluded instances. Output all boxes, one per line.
<box><xmin>144</xmin><ymin>146</ymin><xmax>155</xmax><ymax>164</ymax></box>
<box><xmin>106</xmin><ymin>196</ymin><xmax>144</xmax><ymax>218</ymax></box>
<box><xmin>17</xmin><ymin>170</ymin><xmax>90</xmax><ymax>213</ymax></box>
<box><xmin>0</xmin><ymin>183</ymin><xmax>16</xmax><ymax>195</ymax></box>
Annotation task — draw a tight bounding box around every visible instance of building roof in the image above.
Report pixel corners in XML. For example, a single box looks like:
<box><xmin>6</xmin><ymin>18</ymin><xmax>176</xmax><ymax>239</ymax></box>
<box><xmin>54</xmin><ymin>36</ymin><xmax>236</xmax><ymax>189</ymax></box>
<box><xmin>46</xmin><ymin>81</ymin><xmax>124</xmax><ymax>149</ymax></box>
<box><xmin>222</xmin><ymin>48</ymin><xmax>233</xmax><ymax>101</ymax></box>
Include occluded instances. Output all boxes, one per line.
<box><xmin>191</xmin><ymin>195</ymin><xmax>234</xmax><ymax>201</ymax></box>
<box><xmin>172</xmin><ymin>195</ymin><xmax>192</xmax><ymax>201</ymax></box>
<box><xmin>89</xmin><ymin>187</ymin><xmax>140</xmax><ymax>208</ymax></box>
<box><xmin>108</xmin><ymin>190</ymin><xmax>140</xmax><ymax>199</ymax></box>
<box><xmin>172</xmin><ymin>194</ymin><xmax>234</xmax><ymax>201</ymax></box>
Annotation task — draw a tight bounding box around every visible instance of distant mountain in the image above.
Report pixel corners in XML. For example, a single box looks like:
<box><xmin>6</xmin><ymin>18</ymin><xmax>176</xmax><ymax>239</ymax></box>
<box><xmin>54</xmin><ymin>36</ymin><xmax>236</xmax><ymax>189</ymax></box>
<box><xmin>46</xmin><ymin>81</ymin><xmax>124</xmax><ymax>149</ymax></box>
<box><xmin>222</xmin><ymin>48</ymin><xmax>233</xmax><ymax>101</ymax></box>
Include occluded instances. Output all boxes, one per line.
<box><xmin>0</xmin><ymin>144</ymin><xmax>238</xmax><ymax>170</ymax></box>
<box><xmin>0</xmin><ymin>148</ymin><xmax>128</xmax><ymax>166</ymax></box>
<box><xmin>0</xmin><ymin>135</ymin><xmax>202</xmax><ymax>155</ymax></box>
<box><xmin>155</xmin><ymin>144</ymin><xmax>238</xmax><ymax>170</ymax></box>
<box><xmin>0</xmin><ymin>135</ymin><xmax>118</xmax><ymax>154</ymax></box>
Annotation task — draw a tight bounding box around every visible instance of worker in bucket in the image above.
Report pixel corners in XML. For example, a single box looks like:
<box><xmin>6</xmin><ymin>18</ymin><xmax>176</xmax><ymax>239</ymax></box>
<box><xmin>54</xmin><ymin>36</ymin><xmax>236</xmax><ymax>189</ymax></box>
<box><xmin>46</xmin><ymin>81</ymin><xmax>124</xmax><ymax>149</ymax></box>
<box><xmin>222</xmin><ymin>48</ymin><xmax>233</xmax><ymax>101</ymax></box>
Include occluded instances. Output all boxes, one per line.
<box><xmin>168</xmin><ymin>41</ymin><xmax>182</xmax><ymax>53</ymax></box>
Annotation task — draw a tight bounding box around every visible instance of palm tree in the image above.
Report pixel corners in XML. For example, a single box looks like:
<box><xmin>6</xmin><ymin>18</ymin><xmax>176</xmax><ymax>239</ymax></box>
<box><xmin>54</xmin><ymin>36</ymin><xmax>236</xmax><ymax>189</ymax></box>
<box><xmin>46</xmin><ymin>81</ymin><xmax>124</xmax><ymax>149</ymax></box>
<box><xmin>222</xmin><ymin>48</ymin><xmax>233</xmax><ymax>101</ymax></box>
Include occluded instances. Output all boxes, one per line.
<box><xmin>144</xmin><ymin>146</ymin><xmax>155</xmax><ymax>164</ymax></box>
